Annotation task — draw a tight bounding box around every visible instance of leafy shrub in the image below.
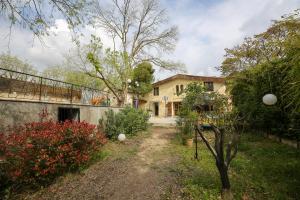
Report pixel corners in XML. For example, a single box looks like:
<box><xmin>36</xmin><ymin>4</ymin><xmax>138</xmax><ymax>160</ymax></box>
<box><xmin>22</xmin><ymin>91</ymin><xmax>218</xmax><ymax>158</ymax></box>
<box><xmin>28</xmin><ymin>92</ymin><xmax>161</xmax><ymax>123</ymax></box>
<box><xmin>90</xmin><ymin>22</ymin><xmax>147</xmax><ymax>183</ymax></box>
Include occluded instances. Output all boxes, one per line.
<box><xmin>0</xmin><ymin>120</ymin><xmax>106</xmax><ymax>194</ymax></box>
<box><xmin>101</xmin><ymin>106</ymin><xmax>150</xmax><ymax>139</ymax></box>
<box><xmin>99</xmin><ymin>109</ymin><xmax>120</xmax><ymax>140</ymax></box>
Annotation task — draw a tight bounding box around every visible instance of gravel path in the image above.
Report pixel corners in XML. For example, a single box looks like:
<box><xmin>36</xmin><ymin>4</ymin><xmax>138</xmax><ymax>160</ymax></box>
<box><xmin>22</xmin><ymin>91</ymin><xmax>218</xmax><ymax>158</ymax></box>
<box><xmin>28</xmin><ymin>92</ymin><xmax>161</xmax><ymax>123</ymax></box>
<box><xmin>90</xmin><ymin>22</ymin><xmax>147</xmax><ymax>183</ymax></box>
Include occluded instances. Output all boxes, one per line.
<box><xmin>22</xmin><ymin>127</ymin><xmax>181</xmax><ymax>200</ymax></box>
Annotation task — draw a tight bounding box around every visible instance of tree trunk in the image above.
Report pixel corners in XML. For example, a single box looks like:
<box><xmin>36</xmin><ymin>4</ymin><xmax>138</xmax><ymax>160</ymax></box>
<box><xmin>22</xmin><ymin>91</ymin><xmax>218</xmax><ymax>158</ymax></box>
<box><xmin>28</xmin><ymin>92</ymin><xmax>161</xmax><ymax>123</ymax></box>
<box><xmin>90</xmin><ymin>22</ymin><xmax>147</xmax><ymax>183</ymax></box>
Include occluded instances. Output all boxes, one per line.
<box><xmin>217</xmin><ymin>163</ymin><xmax>233</xmax><ymax>200</ymax></box>
<box><xmin>221</xmin><ymin>189</ymin><xmax>233</xmax><ymax>200</ymax></box>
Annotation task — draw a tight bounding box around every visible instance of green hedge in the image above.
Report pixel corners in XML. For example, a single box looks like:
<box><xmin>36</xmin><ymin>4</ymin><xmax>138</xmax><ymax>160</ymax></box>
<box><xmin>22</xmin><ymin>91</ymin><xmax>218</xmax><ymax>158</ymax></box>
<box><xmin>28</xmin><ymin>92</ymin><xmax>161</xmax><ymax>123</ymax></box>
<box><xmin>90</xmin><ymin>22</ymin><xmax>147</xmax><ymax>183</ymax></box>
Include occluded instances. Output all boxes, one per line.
<box><xmin>100</xmin><ymin>106</ymin><xmax>150</xmax><ymax>140</ymax></box>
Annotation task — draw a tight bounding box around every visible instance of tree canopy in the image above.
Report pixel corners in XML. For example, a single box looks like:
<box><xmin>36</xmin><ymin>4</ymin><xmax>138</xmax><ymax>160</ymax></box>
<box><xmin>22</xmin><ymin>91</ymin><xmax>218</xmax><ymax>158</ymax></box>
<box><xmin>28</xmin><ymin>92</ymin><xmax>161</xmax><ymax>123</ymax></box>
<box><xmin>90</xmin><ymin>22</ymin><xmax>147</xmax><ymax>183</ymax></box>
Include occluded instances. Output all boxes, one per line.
<box><xmin>221</xmin><ymin>11</ymin><xmax>300</xmax><ymax>140</ymax></box>
<box><xmin>129</xmin><ymin>62</ymin><xmax>154</xmax><ymax>97</ymax></box>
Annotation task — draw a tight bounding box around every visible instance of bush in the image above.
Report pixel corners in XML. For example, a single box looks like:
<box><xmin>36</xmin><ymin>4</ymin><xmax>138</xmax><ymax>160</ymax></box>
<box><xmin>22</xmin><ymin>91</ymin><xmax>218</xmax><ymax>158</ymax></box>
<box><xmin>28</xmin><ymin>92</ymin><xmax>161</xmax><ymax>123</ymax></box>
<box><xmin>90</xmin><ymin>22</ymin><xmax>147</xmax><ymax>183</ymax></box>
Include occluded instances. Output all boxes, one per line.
<box><xmin>99</xmin><ymin>109</ymin><xmax>120</xmax><ymax>140</ymax></box>
<box><xmin>101</xmin><ymin>106</ymin><xmax>150</xmax><ymax>139</ymax></box>
<box><xmin>0</xmin><ymin>120</ymin><xmax>106</xmax><ymax>194</ymax></box>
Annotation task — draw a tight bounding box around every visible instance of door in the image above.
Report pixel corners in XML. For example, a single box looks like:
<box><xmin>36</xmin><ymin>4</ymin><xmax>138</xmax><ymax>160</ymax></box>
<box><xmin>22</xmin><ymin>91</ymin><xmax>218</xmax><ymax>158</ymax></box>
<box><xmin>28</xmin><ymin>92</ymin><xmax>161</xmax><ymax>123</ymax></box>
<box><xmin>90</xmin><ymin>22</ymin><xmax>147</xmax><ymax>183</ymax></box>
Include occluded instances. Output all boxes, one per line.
<box><xmin>154</xmin><ymin>102</ymin><xmax>159</xmax><ymax>116</ymax></box>
<box><xmin>173</xmin><ymin>102</ymin><xmax>182</xmax><ymax>116</ymax></box>
<box><xmin>166</xmin><ymin>102</ymin><xmax>172</xmax><ymax>116</ymax></box>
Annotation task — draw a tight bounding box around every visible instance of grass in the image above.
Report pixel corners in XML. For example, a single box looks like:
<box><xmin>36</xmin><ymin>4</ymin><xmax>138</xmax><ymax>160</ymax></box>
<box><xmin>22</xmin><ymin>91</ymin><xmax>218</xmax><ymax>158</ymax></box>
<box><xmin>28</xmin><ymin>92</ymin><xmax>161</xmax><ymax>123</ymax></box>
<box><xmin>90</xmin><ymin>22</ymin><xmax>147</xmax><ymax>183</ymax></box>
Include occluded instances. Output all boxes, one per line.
<box><xmin>101</xmin><ymin>130</ymin><xmax>151</xmax><ymax>160</ymax></box>
<box><xmin>168</xmin><ymin>132</ymin><xmax>300</xmax><ymax>200</ymax></box>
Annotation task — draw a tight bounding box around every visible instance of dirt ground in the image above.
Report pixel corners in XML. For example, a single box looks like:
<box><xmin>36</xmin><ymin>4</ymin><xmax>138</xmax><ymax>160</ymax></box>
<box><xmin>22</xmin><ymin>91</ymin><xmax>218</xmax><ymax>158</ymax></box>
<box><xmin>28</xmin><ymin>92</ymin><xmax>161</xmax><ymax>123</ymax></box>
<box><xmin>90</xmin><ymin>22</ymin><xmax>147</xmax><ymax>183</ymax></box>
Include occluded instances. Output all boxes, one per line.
<box><xmin>21</xmin><ymin>127</ymin><xmax>182</xmax><ymax>200</ymax></box>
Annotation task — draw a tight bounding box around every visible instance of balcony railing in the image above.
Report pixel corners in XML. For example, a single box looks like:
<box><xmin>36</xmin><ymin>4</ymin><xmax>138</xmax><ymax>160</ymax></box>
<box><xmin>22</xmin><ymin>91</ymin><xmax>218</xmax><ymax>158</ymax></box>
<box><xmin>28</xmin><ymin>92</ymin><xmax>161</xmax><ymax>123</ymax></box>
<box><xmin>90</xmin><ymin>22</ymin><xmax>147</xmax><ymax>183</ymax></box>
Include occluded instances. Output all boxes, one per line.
<box><xmin>0</xmin><ymin>67</ymin><xmax>110</xmax><ymax>106</ymax></box>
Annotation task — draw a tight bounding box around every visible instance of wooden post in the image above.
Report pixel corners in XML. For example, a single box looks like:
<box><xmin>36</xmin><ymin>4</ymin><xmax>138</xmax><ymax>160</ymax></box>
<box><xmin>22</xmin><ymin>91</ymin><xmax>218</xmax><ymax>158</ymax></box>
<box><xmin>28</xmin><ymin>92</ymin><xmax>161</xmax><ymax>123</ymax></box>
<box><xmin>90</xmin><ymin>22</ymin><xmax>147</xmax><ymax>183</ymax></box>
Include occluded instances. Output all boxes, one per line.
<box><xmin>194</xmin><ymin>125</ymin><xmax>199</xmax><ymax>160</ymax></box>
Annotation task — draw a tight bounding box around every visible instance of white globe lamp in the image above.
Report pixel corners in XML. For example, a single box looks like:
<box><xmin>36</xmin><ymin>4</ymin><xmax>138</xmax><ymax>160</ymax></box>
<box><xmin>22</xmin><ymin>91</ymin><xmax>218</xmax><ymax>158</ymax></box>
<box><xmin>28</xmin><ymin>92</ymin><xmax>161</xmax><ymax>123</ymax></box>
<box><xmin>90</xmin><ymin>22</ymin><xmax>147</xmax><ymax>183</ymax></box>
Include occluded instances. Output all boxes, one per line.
<box><xmin>118</xmin><ymin>133</ymin><xmax>126</xmax><ymax>142</ymax></box>
<box><xmin>262</xmin><ymin>94</ymin><xmax>277</xmax><ymax>105</ymax></box>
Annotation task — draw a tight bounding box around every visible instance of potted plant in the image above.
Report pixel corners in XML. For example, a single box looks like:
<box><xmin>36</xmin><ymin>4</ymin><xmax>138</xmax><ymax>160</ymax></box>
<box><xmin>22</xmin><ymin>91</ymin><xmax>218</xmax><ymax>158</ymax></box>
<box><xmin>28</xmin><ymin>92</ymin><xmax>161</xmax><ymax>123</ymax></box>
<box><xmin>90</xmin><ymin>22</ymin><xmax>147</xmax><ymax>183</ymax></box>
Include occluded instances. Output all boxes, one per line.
<box><xmin>177</xmin><ymin>111</ymin><xmax>197</xmax><ymax>147</ymax></box>
<box><xmin>182</xmin><ymin>123</ymin><xmax>194</xmax><ymax>147</ymax></box>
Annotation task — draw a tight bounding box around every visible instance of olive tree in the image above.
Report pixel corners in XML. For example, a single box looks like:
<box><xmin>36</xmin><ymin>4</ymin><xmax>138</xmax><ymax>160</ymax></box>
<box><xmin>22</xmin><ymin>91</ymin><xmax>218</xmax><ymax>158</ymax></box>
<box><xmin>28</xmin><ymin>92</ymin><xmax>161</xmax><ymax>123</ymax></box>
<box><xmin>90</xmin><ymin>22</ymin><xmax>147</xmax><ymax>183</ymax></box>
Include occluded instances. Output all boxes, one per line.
<box><xmin>181</xmin><ymin>82</ymin><xmax>243</xmax><ymax>199</ymax></box>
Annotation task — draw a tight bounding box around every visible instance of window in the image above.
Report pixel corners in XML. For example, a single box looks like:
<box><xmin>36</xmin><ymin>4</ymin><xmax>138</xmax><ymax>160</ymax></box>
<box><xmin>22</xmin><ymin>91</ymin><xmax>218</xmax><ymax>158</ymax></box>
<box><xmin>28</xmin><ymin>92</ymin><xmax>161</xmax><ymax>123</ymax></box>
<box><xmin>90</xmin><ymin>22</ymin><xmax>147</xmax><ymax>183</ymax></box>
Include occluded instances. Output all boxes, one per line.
<box><xmin>153</xmin><ymin>87</ymin><xmax>159</xmax><ymax>96</ymax></box>
<box><xmin>180</xmin><ymin>85</ymin><xmax>184</xmax><ymax>92</ymax></box>
<box><xmin>58</xmin><ymin>107</ymin><xmax>80</xmax><ymax>122</ymax></box>
<box><xmin>176</xmin><ymin>85</ymin><xmax>179</xmax><ymax>95</ymax></box>
<box><xmin>204</xmin><ymin>82</ymin><xmax>214</xmax><ymax>91</ymax></box>
<box><xmin>176</xmin><ymin>84</ymin><xmax>184</xmax><ymax>95</ymax></box>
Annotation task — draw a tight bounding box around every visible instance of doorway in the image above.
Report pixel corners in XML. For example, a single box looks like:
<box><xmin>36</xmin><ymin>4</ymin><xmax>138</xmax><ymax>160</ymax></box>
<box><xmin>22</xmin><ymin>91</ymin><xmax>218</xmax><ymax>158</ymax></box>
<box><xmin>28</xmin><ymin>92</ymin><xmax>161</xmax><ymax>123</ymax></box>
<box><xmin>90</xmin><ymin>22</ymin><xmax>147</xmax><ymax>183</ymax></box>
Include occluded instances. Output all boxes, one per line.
<box><xmin>58</xmin><ymin>107</ymin><xmax>80</xmax><ymax>122</ymax></box>
<box><xmin>173</xmin><ymin>102</ymin><xmax>182</xmax><ymax>116</ymax></box>
<box><xmin>166</xmin><ymin>102</ymin><xmax>172</xmax><ymax>116</ymax></box>
<box><xmin>154</xmin><ymin>102</ymin><xmax>159</xmax><ymax>116</ymax></box>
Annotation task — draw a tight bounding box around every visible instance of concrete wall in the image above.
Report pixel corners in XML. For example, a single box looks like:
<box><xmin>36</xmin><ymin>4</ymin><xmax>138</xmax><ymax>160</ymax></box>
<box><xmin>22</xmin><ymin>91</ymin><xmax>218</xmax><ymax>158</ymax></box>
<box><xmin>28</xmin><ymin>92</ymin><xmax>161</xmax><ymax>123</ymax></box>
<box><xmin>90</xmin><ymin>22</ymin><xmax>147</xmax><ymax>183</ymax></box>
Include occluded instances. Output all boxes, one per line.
<box><xmin>0</xmin><ymin>100</ymin><xmax>121</xmax><ymax>131</ymax></box>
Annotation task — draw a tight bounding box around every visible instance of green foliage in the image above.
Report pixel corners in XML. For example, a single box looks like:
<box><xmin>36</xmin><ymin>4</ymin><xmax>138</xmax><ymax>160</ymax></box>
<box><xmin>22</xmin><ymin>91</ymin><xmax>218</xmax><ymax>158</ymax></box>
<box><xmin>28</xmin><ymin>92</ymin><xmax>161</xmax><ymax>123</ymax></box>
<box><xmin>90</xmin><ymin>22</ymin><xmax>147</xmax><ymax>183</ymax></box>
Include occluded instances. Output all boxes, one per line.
<box><xmin>176</xmin><ymin>111</ymin><xmax>198</xmax><ymax>142</ymax></box>
<box><xmin>100</xmin><ymin>109</ymin><xmax>120</xmax><ymax>140</ymax></box>
<box><xmin>176</xmin><ymin>83</ymin><xmax>204</xmax><ymax>142</ymax></box>
<box><xmin>220</xmin><ymin>10</ymin><xmax>300</xmax><ymax>139</ymax></box>
<box><xmin>101</xmin><ymin>107</ymin><xmax>150</xmax><ymax>140</ymax></box>
<box><xmin>176</xmin><ymin>82</ymin><xmax>231</xmax><ymax>142</ymax></box>
<box><xmin>86</xmin><ymin>36</ymin><xmax>132</xmax><ymax>105</ymax></box>
<box><xmin>130</xmin><ymin>62</ymin><xmax>155</xmax><ymax>96</ymax></box>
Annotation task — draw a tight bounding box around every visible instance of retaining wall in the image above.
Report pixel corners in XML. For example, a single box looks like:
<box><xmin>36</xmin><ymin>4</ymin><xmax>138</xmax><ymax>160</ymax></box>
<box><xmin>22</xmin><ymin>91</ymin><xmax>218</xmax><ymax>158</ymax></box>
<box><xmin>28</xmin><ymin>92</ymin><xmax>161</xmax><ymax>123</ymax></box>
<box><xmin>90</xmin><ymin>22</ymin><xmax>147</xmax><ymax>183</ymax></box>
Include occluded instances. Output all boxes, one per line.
<box><xmin>0</xmin><ymin>99</ymin><xmax>121</xmax><ymax>130</ymax></box>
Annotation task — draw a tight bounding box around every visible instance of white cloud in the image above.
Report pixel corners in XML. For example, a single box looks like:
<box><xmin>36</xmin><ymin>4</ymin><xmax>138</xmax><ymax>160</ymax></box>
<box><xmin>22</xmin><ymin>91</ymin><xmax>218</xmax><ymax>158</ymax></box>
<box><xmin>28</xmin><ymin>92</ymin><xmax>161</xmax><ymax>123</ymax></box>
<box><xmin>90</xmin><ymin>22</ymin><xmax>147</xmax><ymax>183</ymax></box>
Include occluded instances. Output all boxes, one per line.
<box><xmin>158</xmin><ymin>0</ymin><xmax>300</xmax><ymax>79</ymax></box>
<box><xmin>0</xmin><ymin>0</ymin><xmax>299</xmax><ymax>79</ymax></box>
<box><xmin>0</xmin><ymin>19</ymin><xmax>74</xmax><ymax>70</ymax></box>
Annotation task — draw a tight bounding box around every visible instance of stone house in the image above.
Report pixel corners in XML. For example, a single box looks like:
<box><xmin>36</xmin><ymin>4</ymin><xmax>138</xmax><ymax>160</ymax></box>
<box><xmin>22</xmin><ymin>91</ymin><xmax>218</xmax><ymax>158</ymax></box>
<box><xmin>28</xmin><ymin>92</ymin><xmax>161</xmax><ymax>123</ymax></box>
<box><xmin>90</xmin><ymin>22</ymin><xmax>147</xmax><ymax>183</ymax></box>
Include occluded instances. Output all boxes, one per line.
<box><xmin>138</xmin><ymin>74</ymin><xmax>226</xmax><ymax>117</ymax></box>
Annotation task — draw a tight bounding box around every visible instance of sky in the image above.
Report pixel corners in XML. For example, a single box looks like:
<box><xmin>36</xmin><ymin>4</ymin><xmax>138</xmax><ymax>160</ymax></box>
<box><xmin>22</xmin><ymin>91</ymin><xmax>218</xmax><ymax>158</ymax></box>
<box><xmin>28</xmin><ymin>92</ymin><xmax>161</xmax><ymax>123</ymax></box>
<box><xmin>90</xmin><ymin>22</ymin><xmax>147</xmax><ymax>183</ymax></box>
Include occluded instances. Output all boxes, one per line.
<box><xmin>0</xmin><ymin>0</ymin><xmax>299</xmax><ymax>80</ymax></box>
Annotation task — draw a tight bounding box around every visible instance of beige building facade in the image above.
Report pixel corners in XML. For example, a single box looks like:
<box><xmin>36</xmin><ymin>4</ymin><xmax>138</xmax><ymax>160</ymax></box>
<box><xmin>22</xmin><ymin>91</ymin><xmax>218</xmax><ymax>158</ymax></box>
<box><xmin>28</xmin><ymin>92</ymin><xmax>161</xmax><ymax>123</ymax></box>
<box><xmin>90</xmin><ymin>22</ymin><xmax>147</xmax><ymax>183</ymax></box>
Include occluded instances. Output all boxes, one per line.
<box><xmin>139</xmin><ymin>74</ymin><xmax>226</xmax><ymax>117</ymax></box>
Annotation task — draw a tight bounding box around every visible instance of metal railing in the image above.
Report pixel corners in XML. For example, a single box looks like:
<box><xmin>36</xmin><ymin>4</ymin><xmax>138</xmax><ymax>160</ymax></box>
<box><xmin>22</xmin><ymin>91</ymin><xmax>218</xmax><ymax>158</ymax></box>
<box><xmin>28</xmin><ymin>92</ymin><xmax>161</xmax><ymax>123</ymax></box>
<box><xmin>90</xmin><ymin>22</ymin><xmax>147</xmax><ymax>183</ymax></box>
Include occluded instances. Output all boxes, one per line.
<box><xmin>0</xmin><ymin>67</ymin><xmax>110</xmax><ymax>106</ymax></box>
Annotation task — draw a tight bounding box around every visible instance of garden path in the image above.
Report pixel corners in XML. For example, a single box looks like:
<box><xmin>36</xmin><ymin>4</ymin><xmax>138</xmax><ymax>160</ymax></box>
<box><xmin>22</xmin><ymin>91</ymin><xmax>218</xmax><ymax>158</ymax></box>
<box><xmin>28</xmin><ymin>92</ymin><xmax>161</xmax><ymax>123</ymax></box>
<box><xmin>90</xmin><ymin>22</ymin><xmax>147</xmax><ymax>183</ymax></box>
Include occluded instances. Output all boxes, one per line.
<box><xmin>25</xmin><ymin>127</ymin><xmax>181</xmax><ymax>200</ymax></box>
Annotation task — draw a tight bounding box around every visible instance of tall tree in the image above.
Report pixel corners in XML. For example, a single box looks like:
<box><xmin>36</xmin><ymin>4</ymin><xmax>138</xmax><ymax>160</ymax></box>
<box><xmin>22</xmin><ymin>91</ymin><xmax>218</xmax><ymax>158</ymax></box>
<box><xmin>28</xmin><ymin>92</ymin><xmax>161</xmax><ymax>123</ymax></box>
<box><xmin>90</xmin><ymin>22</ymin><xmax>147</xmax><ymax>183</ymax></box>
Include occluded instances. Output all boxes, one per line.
<box><xmin>85</xmin><ymin>0</ymin><xmax>183</xmax><ymax>105</ymax></box>
<box><xmin>0</xmin><ymin>54</ymin><xmax>37</xmax><ymax>80</ymax></box>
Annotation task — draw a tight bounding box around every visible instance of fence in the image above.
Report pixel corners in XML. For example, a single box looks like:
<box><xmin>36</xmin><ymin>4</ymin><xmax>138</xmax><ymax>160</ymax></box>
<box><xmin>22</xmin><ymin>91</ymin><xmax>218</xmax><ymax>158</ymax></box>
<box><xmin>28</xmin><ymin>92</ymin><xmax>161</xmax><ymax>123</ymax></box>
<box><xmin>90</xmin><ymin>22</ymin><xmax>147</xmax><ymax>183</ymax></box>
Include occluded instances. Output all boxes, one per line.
<box><xmin>0</xmin><ymin>67</ymin><xmax>110</xmax><ymax>106</ymax></box>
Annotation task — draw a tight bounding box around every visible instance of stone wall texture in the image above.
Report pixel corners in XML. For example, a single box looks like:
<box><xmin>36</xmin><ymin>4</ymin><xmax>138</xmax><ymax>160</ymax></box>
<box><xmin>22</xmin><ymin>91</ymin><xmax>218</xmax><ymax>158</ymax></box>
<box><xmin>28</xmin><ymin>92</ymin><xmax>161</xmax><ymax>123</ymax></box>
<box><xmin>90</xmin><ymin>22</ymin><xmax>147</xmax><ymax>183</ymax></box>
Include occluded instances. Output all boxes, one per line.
<box><xmin>0</xmin><ymin>100</ymin><xmax>120</xmax><ymax>131</ymax></box>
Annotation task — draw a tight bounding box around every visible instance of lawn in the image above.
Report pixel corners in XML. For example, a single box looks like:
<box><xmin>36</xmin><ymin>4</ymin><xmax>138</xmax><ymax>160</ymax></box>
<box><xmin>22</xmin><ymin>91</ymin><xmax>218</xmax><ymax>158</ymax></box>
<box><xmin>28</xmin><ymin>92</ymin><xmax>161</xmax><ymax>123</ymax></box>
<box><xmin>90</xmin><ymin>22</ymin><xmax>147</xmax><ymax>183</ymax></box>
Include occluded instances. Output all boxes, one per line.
<box><xmin>168</xmin><ymin>132</ymin><xmax>300</xmax><ymax>200</ymax></box>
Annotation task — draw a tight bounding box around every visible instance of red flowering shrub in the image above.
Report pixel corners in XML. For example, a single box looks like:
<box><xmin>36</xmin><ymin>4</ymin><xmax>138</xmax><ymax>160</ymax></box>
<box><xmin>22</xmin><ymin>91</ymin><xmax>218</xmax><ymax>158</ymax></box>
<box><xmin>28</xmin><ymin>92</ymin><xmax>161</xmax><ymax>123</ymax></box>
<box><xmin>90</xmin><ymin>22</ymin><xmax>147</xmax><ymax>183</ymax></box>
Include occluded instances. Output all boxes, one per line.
<box><xmin>0</xmin><ymin>120</ymin><xmax>106</xmax><ymax>189</ymax></box>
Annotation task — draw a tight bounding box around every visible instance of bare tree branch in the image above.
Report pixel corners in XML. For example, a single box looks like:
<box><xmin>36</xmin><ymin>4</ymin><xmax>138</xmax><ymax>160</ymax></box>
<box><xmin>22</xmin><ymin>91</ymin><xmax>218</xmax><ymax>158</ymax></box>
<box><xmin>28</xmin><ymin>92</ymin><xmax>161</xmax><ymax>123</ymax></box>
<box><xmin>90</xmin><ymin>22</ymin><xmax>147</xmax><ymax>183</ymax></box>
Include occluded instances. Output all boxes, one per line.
<box><xmin>195</xmin><ymin>126</ymin><xmax>218</xmax><ymax>160</ymax></box>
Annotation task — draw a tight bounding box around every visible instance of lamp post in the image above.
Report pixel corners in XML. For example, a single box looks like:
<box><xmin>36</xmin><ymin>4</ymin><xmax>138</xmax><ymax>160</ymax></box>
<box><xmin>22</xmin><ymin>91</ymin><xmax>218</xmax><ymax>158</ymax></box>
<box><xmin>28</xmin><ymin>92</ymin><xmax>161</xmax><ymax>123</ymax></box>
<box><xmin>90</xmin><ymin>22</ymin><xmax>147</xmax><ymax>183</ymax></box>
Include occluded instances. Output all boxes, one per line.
<box><xmin>162</xmin><ymin>96</ymin><xmax>168</xmax><ymax>117</ymax></box>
